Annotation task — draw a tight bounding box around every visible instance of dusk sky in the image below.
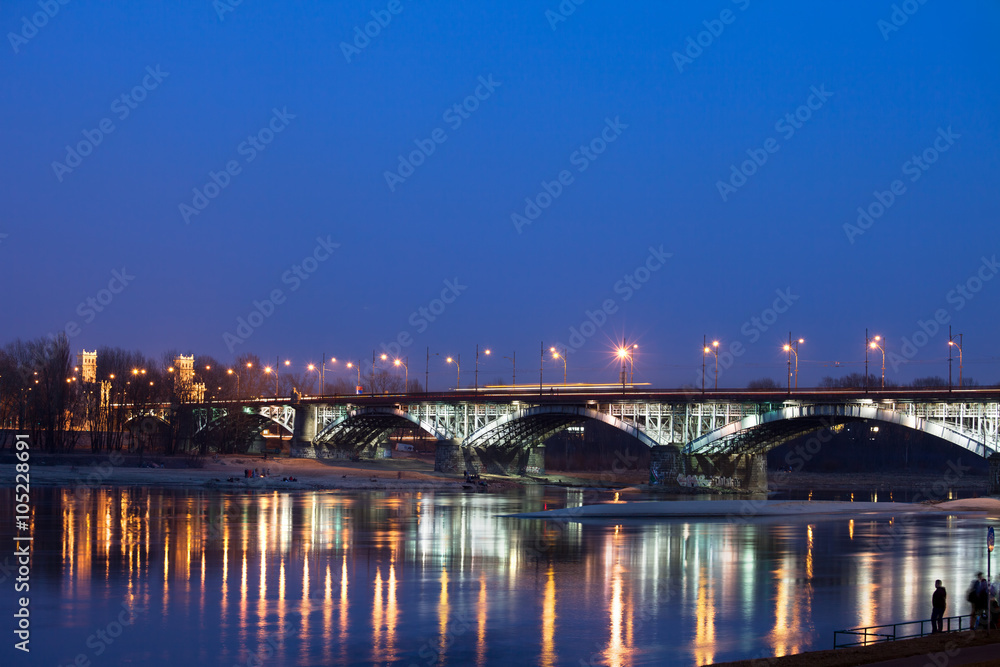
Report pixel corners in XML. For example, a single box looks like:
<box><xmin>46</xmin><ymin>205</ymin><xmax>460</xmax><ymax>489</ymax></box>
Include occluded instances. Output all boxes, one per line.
<box><xmin>3</xmin><ymin>0</ymin><xmax>999</xmax><ymax>389</ymax></box>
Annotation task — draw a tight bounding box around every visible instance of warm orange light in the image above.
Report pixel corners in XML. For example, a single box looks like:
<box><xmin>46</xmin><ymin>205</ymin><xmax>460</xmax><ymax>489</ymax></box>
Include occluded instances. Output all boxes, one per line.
<box><xmin>484</xmin><ymin>349</ymin><xmax>491</xmax><ymax>355</ymax></box>
<box><xmin>284</xmin><ymin>360</ymin><xmax>291</xmax><ymax>366</ymax></box>
<box><xmin>798</xmin><ymin>338</ymin><xmax>804</xmax><ymax>344</ymax></box>
<box><xmin>168</xmin><ymin>367</ymin><xmax>175</xmax><ymax>372</ymax></box>
<box><xmin>264</xmin><ymin>367</ymin><xmax>273</xmax><ymax>374</ymax></box>
<box><xmin>869</xmin><ymin>342</ymin><xmax>877</xmax><ymax>349</ymax></box>
<box><xmin>109</xmin><ymin>374</ymin><xmax>115</xmax><ymax>380</ymax></box>
<box><xmin>712</xmin><ymin>340</ymin><xmax>719</xmax><ymax>348</ymax></box>
<box><xmin>617</xmin><ymin>348</ymin><xmax>628</xmax><ymax>359</ymax></box>
<box><xmin>346</xmin><ymin>362</ymin><xmax>353</xmax><ymax>368</ymax></box>
<box><xmin>394</xmin><ymin>359</ymin><xmax>401</xmax><ymax>367</ymax></box>
<box><xmin>446</xmin><ymin>357</ymin><xmax>454</xmax><ymax>363</ymax></box>
<box><xmin>783</xmin><ymin>344</ymin><xmax>791</xmax><ymax>352</ymax></box>
<box><xmin>205</xmin><ymin>365</ymin><xmax>211</xmax><ymax>370</ymax></box>
<box><xmin>307</xmin><ymin>364</ymin><xmax>315</xmax><ymax>371</ymax></box>
<box><xmin>331</xmin><ymin>357</ymin><xmax>337</xmax><ymax>362</ymax></box>
<box><xmin>246</xmin><ymin>362</ymin><xmax>252</xmax><ymax>368</ymax></box>
<box><xmin>703</xmin><ymin>347</ymin><xmax>711</xmax><ymax>354</ymax></box>
<box><xmin>552</xmin><ymin>352</ymin><xmax>560</xmax><ymax>359</ymax></box>
<box><xmin>227</xmin><ymin>369</ymin><xmax>234</xmax><ymax>375</ymax></box>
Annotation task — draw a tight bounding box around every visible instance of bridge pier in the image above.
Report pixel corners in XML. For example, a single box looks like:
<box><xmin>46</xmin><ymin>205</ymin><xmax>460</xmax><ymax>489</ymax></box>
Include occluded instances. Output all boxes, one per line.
<box><xmin>686</xmin><ymin>453</ymin><xmax>768</xmax><ymax>492</ymax></box>
<box><xmin>526</xmin><ymin>445</ymin><xmax>545</xmax><ymax>476</ymax></box>
<box><xmin>434</xmin><ymin>439</ymin><xmax>466</xmax><ymax>473</ymax></box>
<box><xmin>290</xmin><ymin>404</ymin><xmax>317</xmax><ymax>458</ymax></box>
<box><xmin>989</xmin><ymin>454</ymin><xmax>1000</xmax><ymax>496</ymax></box>
<box><xmin>649</xmin><ymin>445</ymin><xmax>685</xmax><ymax>486</ymax></box>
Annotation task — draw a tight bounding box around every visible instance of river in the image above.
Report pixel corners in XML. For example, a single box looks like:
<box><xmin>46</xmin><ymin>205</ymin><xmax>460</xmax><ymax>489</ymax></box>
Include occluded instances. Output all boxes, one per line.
<box><xmin>0</xmin><ymin>486</ymin><xmax>993</xmax><ymax>666</ymax></box>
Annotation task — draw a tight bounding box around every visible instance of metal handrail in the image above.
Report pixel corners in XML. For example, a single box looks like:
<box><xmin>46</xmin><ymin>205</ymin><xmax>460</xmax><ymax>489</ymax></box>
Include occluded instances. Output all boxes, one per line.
<box><xmin>834</xmin><ymin>615</ymin><xmax>971</xmax><ymax>649</ymax></box>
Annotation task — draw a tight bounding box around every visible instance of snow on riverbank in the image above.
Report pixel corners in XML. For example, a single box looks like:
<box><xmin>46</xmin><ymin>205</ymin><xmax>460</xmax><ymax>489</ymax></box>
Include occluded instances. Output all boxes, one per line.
<box><xmin>509</xmin><ymin>498</ymin><xmax>1000</xmax><ymax>519</ymax></box>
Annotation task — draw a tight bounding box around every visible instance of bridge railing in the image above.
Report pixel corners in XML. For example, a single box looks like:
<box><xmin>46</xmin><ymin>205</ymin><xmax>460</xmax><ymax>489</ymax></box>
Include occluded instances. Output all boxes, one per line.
<box><xmin>833</xmin><ymin>615</ymin><xmax>972</xmax><ymax>649</ymax></box>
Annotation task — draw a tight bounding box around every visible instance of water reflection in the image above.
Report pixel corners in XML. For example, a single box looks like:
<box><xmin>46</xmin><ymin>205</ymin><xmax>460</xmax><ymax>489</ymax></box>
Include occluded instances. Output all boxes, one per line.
<box><xmin>6</xmin><ymin>487</ymin><xmax>995</xmax><ymax>666</ymax></box>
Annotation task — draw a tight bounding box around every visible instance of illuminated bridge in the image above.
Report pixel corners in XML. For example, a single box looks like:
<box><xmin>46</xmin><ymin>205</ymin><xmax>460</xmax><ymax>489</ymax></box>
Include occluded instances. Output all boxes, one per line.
<box><xmin>169</xmin><ymin>387</ymin><xmax>1000</xmax><ymax>492</ymax></box>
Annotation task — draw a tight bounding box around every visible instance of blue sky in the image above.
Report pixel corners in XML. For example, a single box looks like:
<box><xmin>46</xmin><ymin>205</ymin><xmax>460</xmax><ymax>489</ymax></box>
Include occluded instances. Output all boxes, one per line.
<box><xmin>2</xmin><ymin>0</ymin><xmax>998</xmax><ymax>389</ymax></box>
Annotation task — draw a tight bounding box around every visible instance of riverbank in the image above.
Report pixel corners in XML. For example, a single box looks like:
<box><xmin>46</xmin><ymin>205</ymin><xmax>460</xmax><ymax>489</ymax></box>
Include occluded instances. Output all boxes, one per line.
<box><xmin>7</xmin><ymin>452</ymin><xmax>526</xmax><ymax>492</ymax></box>
<box><xmin>710</xmin><ymin>628</ymin><xmax>1000</xmax><ymax>666</ymax></box>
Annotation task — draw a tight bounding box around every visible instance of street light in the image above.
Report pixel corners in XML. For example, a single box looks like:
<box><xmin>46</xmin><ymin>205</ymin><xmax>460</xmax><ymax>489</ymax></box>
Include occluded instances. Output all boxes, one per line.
<box><xmin>345</xmin><ymin>361</ymin><xmax>362</xmax><ymax>394</ymax></box>
<box><xmin>703</xmin><ymin>340</ymin><xmax>720</xmax><ymax>391</ymax></box>
<box><xmin>550</xmin><ymin>347</ymin><xmax>567</xmax><ymax>385</ymax></box>
<box><xmin>629</xmin><ymin>344</ymin><xmax>638</xmax><ymax>384</ymax></box>
<box><xmin>616</xmin><ymin>345</ymin><xmax>631</xmax><ymax>392</ymax></box>
<box><xmin>307</xmin><ymin>363</ymin><xmax>319</xmax><ymax>394</ymax></box>
<box><xmin>475</xmin><ymin>345</ymin><xmax>491</xmax><ymax>393</ymax></box>
<box><xmin>783</xmin><ymin>336</ymin><xmax>804</xmax><ymax>391</ymax></box>
<box><xmin>394</xmin><ymin>358</ymin><xmax>408</xmax><ymax>392</ymax></box>
<box><xmin>503</xmin><ymin>352</ymin><xmax>516</xmax><ymax>387</ymax></box>
<box><xmin>446</xmin><ymin>356</ymin><xmax>460</xmax><ymax>389</ymax></box>
<box><xmin>869</xmin><ymin>336</ymin><xmax>885</xmax><ymax>389</ymax></box>
<box><xmin>948</xmin><ymin>335</ymin><xmax>964</xmax><ymax>388</ymax></box>
<box><xmin>227</xmin><ymin>368</ymin><xmax>240</xmax><ymax>398</ymax></box>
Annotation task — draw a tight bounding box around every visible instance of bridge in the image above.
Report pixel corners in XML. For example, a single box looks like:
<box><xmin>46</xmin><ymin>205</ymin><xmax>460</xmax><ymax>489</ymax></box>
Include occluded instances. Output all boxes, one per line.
<box><xmin>160</xmin><ymin>387</ymin><xmax>1000</xmax><ymax>493</ymax></box>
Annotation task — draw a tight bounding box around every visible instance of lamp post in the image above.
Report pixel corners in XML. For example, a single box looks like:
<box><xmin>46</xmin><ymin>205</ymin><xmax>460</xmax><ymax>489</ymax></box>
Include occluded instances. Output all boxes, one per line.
<box><xmin>948</xmin><ymin>334</ymin><xmax>963</xmax><ymax>388</ymax></box>
<box><xmin>550</xmin><ymin>347</ymin><xmax>567</xmax><ymax>385</ymax></box>
<box><xmin>704</xmin><ymin>340</ymin><xmax>720</xmax><ymax>391</ymax></box>
<box><xmin>227</xmin><ymin>368</ymin><xmax>240</xmax><ymax>398</ymax></box>
<box><xmin>629</xmin><ymin>344</ymin><xmax>638</xmax><ymax>384</ymax></box>
<box><xmin>616</xmin><ymin>345</ymin><xmax>631</xmax><ymax>393</ymax></box>
<box><xmin>783</xmin><ymin>335</ymin><xmax>804</xmax><ymax>391</ymax></box>
<box><xmin>702</xmin><ymin>336</ymin><xmax>708</xmax><ymax>393</ymax></box>
<box><xmin>475</xmin><ymin>345</ymin><xmax>490</xmax><ymax>393</ymax></box>
<box><xmin>869</xmin><ymin>336</ymin><xmax>885</xmax><ymax>389</ymax></box>
<box><xmin>446</xmin><ymin>356</ymin><xmax>460</xmax><ymax>389</ymax></box>
<box><xmin>394</xmin><ymin>358</ymin><xmax>408</xmax><ymax>392</ymax></box>
<box><xmin>503</xmin><ymin>353</ymin><xmax>516</xmax><ymax>387</ymax></box>
<box><xmin>345</xmin><ymin>361</ymin><xmax>361</xmax><ymax>394</ymax></box>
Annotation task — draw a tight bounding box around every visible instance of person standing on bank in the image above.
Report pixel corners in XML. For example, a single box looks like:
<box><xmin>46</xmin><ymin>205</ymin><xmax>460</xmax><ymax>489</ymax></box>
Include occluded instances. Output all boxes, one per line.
<box><xmin>931</xmin><ymin>580</ymin><xmax>946</xmax><ymax>633</ymax></box>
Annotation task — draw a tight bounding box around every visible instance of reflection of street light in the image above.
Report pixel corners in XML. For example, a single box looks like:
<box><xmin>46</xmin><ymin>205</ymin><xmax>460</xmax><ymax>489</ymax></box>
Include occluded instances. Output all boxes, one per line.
<box><xmin>446</xmin><ymin>356</ymin><xmax>460</xmax><ymax>389</ymax></box>
<box><xmin>550</xmin><ymin>347</ymin><xmax>567</xmax><ymax>385</ymax></box>
<box><xmin>394</xmin><ymin>358</ymin><xmax>408</xmax><ymax>392</ymax></box>
<box><xmin>869</xmin><ymin>336</ymin><xmax>885</xmax><ymax>389</ymax></box>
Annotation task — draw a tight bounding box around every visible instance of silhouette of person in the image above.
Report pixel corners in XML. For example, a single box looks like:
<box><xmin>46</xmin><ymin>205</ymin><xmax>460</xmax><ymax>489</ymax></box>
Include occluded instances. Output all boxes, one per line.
<box><xmin>931</xmin><ymin>579</ymin><xmax>946</xmax><ymax>633</ymax></box>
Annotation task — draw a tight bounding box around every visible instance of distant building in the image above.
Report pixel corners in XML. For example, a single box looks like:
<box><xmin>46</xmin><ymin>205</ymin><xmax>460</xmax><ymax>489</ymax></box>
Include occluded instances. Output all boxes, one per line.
<box><xmin>173</xmin><ymin>354</ymin><xmax>206</xmax><ymax>402</ymax></box>
<box><xmin>77</xmin><ymin>350</ymin><xmax>97</xmax><ymax>384</ymax></box>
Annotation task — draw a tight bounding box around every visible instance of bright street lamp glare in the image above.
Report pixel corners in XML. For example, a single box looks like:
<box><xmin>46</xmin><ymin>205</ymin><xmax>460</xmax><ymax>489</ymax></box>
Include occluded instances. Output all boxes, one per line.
<box><xmin>346</xmin><ymin>362</ymin><xmax>353</xmax><ymax>368</ymax></box>
<box><xmin>264</xmin><ymin>367</ymin><xmax>272</xmax><ymax>373</ymax></box>
<box><xmin>704</xmin><ymin>347</ymin><xmax>710</xmax><ymax>354</ymax></box>
<box><xmin>227</xmin><ymin>369</ymin><xmax>233</xmax><ymax>375</ymax></box>
<box><xmin>869</xmin><ymin>342</ymin><xmax>877</xmax><ymax>349</ymax></box>
<box><xmin>307</xmin><ymin>364</ymin><xmax>315</xmax><ymax>371</ymax></box>
<box><xmin>380</xmin><ymin>354</ymin><xmax>387</xmax><ymax>360</ymax></box>
<box><xmin>394</xmin><ymin>359</ymin><xmax>401</xmax><ymax>366</ymax></box>
<box><xmin>484</xmin><ymin>349</ymin><xmax>491</xmax><ymax>355</ymax></box>
<box><xmin>550</xmin><ymin>347</ymin><xmax>556</xmax><ymax>352</ymax></box>
<box><xmin>284</xmin><ymin>360</ymin><xmax>291</xmax><ymax>366</ymax></box>
<box><xmin>446</xmin><ymin>357</ymin><xmax>453</xmax><ymax>363</ymax></box>
<box><xmin>798</xmin><ymin>338</ymin><xmax>804</xmax><ymax>344</ymax></box>
<box><xmin>712</xmin><ymin>341</ymin><xmax>719</xmax><ymax>348</ymax></box>
<box><xmin>783</xmin><ymin>344</ymin><xmax>791</xmax><ymax>351</ymax></box>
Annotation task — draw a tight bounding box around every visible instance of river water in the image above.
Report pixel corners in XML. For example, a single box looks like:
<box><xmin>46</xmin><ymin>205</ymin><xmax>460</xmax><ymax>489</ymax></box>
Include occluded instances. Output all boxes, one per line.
<box><xmin>1</xmin><ymin>486</ymin><xmax>995</xmax><ymax>666</ymax></box>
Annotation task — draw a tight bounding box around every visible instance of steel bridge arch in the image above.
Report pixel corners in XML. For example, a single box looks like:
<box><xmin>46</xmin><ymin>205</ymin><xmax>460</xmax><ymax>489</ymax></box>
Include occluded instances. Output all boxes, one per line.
<box><xmin>685</xmin><ymin>404</ymin><xmax>998</xmax><ymax>458</ymax></box>
<box><xmin>314</xmin><ymin>406</ymin><xmax>452</xmax><ymax>446</ymax></box>
<box><xmin>464</xmin><ymin>404</ymin><xmax>662</xmax><ymax>450</ymax></box>
<box><xmin>192</xmin><ymin>407</ymin><xmax>293</xmax><ymax>437</ymax></box>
